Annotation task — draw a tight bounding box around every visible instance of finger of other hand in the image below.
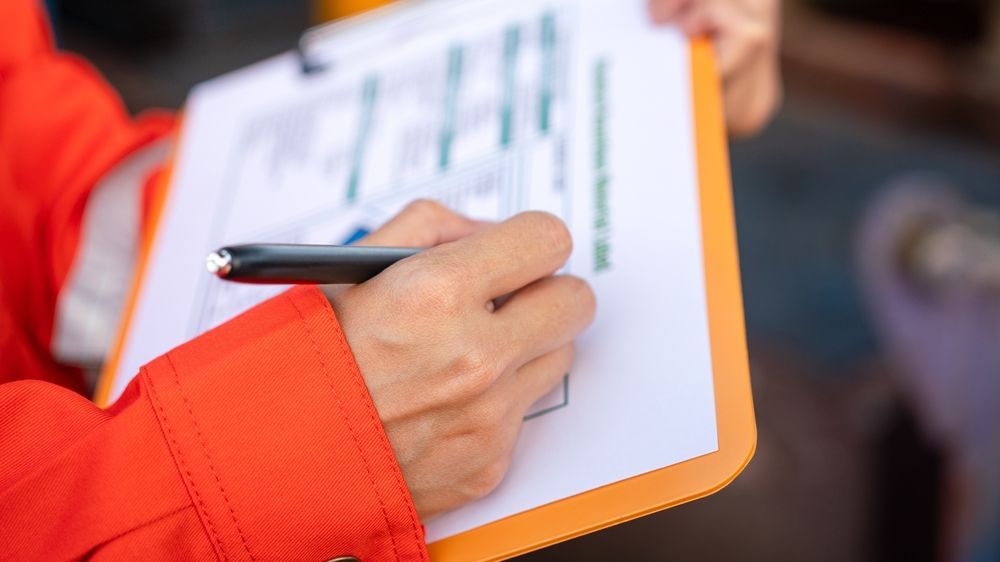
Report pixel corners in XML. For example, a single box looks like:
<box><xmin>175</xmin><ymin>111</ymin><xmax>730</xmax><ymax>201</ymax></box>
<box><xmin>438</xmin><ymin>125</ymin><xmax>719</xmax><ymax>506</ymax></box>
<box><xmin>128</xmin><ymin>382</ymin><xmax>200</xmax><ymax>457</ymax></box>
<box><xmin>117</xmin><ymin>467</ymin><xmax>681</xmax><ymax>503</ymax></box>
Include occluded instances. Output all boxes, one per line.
<box><xmin>713</xmin><ymin>7</ymin><xmax>771</xmax><ymax>80</ymax></box>
<box><xmin>723</xmin><ymin>58</ymin><xmax>782</xmax><ymax>137</ymax></box>
<box><xmin>673</xmin><ymin>1</ymin><xmax>717</xmax><ymax>36</ymax></box>
<box><xmin>714</xmin><ymin>6</ymin><xmax>782</xmax><ymax>136</ymax></box>
<box><xmin>648</xmin><ymin>0</ymin><xmax>691</xmax><ymax>23</ymax></box>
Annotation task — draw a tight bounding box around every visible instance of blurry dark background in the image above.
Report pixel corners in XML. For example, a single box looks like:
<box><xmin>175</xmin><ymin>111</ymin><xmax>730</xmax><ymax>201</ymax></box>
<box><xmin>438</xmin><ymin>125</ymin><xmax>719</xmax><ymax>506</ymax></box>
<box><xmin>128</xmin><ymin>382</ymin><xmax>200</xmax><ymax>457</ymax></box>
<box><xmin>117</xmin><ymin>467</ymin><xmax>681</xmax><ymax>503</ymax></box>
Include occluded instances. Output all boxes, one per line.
<box><xmin>51</xmin><ymin>0</ymin><xmax>1000</xmax><ymax>559</ymax></box>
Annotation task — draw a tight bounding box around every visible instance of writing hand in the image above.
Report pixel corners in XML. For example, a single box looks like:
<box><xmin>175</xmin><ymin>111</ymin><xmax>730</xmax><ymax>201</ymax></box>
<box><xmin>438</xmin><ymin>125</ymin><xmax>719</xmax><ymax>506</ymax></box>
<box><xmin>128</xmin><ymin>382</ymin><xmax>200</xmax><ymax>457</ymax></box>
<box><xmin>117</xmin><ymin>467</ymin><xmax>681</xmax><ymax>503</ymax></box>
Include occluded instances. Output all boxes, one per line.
<box><xmin>325</xmin><ymin>200</ymin><xmax>597</xmax><ymax>520</ymax></box>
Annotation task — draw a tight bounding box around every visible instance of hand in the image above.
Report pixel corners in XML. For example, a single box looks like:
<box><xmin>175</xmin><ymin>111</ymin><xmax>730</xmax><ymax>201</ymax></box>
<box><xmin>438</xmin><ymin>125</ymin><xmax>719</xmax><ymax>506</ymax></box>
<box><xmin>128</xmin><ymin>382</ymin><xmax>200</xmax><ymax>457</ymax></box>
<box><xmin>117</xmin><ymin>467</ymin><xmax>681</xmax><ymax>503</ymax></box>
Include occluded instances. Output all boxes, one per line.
<box><xmin>649</xmin><ymin>0</ymin><xmax>782</xmax><ymax>137</ymax></box>
<box><xmin>325</xmin><ymin>200</ymin><xmax>597</xmax><ymax>520</ymax></box>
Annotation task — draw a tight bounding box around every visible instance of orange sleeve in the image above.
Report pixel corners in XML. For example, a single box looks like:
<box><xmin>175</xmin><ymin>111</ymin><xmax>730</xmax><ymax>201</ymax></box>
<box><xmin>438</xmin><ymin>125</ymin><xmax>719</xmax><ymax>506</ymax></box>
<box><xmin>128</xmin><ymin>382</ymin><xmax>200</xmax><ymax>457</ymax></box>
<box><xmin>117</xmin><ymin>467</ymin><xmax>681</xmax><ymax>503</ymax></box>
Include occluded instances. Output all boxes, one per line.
<box><xmin>0</xmin><ymin>0</ymin><xmax>174</xmax><ymax>392</ymax></box>
<box><xmin>0</xmin><ymin>286</ymin><xmax>429</xmax><ymax>561</ymax></box>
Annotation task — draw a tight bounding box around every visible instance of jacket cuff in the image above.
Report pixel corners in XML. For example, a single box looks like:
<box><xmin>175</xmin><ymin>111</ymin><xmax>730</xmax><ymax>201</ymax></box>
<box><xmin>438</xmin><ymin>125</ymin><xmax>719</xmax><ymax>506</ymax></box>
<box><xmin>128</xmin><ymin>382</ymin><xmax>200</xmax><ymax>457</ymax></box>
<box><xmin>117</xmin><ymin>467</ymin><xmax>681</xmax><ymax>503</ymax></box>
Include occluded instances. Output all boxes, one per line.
<box><xmin>142</xmin><ymin>285</ymin><xmax>428</xmax><ymax>561</ymax></box>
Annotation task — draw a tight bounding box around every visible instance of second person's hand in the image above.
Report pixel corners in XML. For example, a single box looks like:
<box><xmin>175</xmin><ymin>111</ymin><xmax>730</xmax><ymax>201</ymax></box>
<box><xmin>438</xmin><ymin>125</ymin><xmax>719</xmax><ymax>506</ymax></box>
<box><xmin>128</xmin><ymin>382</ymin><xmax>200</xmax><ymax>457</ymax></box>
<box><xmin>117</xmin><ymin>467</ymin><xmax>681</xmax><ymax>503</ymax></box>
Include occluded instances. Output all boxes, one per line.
<box><xmin>649</xmin><ymin>0</ymin><xmax>782</xmax><ymax>137</ymax></box>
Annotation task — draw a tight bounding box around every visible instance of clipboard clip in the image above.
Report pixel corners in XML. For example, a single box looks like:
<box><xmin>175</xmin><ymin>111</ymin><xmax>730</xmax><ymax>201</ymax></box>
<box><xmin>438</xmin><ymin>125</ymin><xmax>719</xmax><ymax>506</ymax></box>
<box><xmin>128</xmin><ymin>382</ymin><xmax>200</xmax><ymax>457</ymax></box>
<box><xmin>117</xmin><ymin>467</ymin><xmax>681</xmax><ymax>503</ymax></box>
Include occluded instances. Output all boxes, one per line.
<box><xmin>295</xmin><ymin>0</ymin><xmax>431</xmax><ymax>76</ymax></box>
<box><xmin>298</xmin><ymin>47</ymin><xmax>330</xmax><ymax>75</ymax></box>
<box><xmin>297</xmin><ymin>12</ymin><xmax>348</xmax><ymax>75</ymax></box>
<box><xmin>298</xmin><ymin>25</ymin><xmax>334</xmax><ymax>75</ymax></box>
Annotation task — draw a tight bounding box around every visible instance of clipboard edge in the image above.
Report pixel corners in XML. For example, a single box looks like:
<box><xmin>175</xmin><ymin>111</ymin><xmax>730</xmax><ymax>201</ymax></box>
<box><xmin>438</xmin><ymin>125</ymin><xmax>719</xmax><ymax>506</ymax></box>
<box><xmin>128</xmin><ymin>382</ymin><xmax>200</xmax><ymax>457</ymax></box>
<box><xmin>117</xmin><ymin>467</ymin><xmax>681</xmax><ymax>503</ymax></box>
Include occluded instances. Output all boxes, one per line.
<box><xmin>93</xmin><ymin>138</ymin><xmax>180</xmax><ymax>407</ymax></box>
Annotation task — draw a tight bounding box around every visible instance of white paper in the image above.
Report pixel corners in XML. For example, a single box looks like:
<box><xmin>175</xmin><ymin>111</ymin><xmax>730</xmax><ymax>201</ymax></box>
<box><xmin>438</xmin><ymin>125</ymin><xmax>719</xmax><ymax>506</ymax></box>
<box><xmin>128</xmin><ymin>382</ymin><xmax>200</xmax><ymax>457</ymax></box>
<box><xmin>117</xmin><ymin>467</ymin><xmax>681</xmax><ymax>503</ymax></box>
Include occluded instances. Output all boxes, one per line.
<box><xmin>112</xmin><ymin>0</ymin><xmax>718</xmax><ymax>541</ymax></box>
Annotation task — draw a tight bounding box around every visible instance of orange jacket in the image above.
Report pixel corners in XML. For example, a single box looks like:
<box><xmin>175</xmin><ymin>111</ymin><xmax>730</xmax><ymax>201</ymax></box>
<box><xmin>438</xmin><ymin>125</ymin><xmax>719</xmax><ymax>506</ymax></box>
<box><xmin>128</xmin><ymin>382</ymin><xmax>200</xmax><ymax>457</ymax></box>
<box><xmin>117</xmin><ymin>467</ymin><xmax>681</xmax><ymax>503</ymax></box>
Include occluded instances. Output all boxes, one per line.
<box><xmin>0</xmin><ymin>1</ymin><xmax>427</xmax><ymax>560</ymax></box>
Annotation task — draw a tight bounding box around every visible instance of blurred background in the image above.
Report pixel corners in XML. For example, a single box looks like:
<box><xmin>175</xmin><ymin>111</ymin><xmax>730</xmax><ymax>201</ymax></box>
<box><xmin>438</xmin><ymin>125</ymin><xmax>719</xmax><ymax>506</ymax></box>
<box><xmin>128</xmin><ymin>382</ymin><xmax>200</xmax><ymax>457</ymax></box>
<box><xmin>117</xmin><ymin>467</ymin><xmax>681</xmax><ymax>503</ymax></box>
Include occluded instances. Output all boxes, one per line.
<box><xmin>50</xmin><ymin>0</ymin><xmax>1000</xmax><ymax>559</ymax></box>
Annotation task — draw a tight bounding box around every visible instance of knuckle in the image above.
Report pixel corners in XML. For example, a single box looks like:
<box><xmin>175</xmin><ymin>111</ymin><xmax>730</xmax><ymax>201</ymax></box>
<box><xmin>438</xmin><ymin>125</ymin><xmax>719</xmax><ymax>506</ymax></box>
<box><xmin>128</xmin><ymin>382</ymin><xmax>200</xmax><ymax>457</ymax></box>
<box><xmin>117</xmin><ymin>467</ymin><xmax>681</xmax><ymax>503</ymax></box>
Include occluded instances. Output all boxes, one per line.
<box><xmin>524</xmin><ymin>212</ymin><xmax>572</xmax><ymax>258</ymax></box>
<box><xmin>388</xmin><ymin>263</ymin><xmax>424</xmax><ymax>295</ymax></box>
<box><xmin>424</xmin><ymin>277</ymin><xmax>464</xmax><ymax>312</ymax></box>
<box><xmin>398</xmin><ymin>261</ymin><xmax>463</xmax><ymax>311</ymax></box>
<box><xmin>468</xmin><ymin>459</ymin><xmax>509</xmax><ymax>499</ymax></box>
<box><xmin>451</xmin><ymin>349</ymin><xmax>499</xmax><ymax>398</ymax></box>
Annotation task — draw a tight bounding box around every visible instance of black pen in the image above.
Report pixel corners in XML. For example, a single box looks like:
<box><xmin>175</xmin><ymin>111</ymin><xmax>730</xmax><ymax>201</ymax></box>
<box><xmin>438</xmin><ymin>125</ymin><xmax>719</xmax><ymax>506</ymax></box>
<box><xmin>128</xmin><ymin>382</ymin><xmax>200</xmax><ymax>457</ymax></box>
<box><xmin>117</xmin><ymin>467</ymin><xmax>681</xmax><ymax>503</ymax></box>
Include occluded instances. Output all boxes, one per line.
<box><xmin>206</xmin><ymin>244</ymin><xmax>421</xmax><ymax>284</ymax></box>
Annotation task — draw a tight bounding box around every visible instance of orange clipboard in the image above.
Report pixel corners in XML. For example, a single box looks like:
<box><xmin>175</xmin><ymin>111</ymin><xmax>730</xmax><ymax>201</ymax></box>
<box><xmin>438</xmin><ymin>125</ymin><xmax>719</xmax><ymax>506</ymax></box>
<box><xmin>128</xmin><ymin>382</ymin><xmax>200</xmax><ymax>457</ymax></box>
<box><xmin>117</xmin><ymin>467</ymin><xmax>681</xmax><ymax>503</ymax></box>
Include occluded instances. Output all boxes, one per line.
<box><xmin>425</xmin><ymin>40</ymin><xmax>756</xmax><ymax>561</ymax></box>
<box><xmin>95</xmin><ymin>31</ymin><xmax>754</xmax><ymax>562</ymax></box>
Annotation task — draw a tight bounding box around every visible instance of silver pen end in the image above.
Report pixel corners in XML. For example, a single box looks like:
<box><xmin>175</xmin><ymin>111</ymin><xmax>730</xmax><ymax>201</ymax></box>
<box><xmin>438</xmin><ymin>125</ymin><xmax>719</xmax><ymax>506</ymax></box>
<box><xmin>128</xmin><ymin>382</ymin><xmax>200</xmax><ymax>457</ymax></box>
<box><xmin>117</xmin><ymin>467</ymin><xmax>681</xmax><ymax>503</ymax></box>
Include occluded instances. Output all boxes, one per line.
<box><xmin>206</xmin><ymin>249</ymin><xmax>233</xmax><ymax>277</ymax></box>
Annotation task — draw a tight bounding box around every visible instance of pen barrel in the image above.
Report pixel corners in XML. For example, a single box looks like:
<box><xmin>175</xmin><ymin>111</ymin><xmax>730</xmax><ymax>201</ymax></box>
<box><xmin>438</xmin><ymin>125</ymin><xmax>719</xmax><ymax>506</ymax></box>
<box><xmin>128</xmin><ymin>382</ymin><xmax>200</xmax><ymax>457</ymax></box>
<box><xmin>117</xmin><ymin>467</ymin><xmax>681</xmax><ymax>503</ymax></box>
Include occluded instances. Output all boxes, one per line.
<box><xmin>218</xmin><ymin>244</ymin><xmax>420</xmax><ymax>284</ymax></box>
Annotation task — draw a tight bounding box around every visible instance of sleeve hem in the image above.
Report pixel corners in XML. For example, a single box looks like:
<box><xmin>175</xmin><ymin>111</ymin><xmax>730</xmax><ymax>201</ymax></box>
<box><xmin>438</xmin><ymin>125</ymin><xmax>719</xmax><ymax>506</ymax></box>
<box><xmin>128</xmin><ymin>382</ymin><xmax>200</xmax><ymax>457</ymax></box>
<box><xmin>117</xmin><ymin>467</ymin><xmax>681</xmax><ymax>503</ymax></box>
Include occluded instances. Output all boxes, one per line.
<box><xmin>286</xmin><ymin>286</ymin><xmax>428</xmax><ymax>557</ymax></box>
<box><xmin>143</xmin><ymin>285</ymin><xmax>429</xmax><ymax>561</ymax></box>
<box><xmin>142</xmin><ymin>363</ymin><xmax>235</xmax><ymax>560</ymax></box>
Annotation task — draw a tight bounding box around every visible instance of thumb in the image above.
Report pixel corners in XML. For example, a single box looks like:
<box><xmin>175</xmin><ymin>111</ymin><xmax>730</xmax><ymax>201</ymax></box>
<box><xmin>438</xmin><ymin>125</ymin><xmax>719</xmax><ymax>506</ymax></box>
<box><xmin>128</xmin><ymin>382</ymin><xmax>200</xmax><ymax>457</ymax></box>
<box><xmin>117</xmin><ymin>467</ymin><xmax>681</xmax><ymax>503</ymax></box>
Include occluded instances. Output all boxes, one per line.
<box><xmin>358</xmin><ymin>199</ymin><xmax>493</xmax><ymax>247</ymax></box>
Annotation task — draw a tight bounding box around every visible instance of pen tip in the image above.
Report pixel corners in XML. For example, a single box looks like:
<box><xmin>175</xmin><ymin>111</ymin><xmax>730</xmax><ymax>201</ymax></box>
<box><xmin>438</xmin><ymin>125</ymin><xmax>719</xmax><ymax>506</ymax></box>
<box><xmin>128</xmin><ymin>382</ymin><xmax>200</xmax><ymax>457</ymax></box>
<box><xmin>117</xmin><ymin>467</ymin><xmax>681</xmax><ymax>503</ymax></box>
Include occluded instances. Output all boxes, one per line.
<box><xmin>206</xmin><ymin>250</ymin><xmax>232</xmax><ymax>277</ymax></box>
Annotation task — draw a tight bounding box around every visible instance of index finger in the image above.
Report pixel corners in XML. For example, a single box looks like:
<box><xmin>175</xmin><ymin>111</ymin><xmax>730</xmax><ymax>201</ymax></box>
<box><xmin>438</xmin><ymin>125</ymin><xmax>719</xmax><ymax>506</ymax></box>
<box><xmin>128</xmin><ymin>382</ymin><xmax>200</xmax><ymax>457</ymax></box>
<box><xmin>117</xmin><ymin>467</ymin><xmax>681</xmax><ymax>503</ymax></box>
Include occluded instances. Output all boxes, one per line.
<box><xmin>428</xmin><ymin>211</ymin><xmax>573</xmax><ymax>301</ymax></box>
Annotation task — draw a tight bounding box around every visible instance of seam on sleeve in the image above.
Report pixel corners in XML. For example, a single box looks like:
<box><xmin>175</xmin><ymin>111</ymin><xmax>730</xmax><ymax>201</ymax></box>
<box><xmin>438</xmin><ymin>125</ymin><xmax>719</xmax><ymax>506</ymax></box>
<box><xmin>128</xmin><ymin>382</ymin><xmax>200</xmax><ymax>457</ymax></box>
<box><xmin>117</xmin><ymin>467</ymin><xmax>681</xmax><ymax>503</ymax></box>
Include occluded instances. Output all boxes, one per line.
<box><xmin>164</xmin><ymin>353</ymin><xmax>257</xmax><ymax>561</ymax></box>
<box><xmin>304</xmin><ymin>288</ymin><xmax>427</xmax><ymax>558</ymax></box>
<box><xmin>285</xmin><ymin>290</ymin><xmax>402</xmax><ymax>562</ymax></box>
<box><xmin>143</xmin><ymin>367</ymin><xmax>230</xmax><ymax>562</ymax></box>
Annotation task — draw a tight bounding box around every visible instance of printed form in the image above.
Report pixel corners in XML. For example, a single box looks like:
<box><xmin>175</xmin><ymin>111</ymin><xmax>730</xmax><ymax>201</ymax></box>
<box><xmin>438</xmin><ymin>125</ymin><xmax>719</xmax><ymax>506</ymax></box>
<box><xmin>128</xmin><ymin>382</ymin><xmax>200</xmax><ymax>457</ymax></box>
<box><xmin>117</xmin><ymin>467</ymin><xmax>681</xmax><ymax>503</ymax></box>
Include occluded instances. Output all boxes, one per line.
<box><xmin>111</xmin><ymin>0</ymin><xmax>719</xmax><ymax>541</ymax></box>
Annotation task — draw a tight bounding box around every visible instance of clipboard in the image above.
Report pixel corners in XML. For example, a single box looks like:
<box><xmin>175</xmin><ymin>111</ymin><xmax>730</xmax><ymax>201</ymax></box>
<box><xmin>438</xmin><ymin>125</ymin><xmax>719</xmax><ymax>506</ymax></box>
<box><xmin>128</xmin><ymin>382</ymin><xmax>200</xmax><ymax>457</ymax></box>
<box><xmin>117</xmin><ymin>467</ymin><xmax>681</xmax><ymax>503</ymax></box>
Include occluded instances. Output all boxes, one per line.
<box><xmin>95</xmin><ymin>3</ymin><xmax>755</xmax><ymax>560</ymax></box>
<box><xmin>424</xmin><ymin>40</ymin><xmax>756</xmax><ymax>562</ymax></box>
